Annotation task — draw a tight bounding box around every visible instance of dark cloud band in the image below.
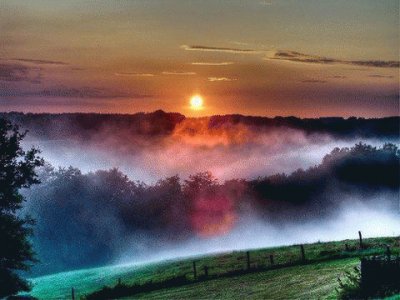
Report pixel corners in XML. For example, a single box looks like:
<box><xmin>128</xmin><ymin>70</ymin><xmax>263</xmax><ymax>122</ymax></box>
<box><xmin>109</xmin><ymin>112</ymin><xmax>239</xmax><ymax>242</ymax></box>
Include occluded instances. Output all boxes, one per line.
<box><xmin>12</xmin><ymin>58</ymin><xmax>68</xmax><ymax>66</ymax></box>
<box><xmin>269</xmin><ymin>50</ymin><xmax>399</xmax><ymax>68</ymax></box>
<box><xmin>0</xmin><ymin>86</ymin><xmax>149</xmax><ymax>99</ymax></box>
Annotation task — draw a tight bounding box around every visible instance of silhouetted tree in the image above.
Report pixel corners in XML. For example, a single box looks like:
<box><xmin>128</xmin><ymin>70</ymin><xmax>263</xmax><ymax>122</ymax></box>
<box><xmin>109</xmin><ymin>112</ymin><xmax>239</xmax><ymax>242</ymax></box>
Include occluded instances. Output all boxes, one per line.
<box><xmin>183</xmin><ymin>171</ymin><xmax>218</xmax><ymax>202</ymax></box>
<box><xmin>250</xmin><ymin>143</ymin><xmax>400</xmax><ymax>221</ymax></box>
<box><xmin>0</xmin><ymin>119</ymin><xmax>43</xmax><ymax>297</ymax></box>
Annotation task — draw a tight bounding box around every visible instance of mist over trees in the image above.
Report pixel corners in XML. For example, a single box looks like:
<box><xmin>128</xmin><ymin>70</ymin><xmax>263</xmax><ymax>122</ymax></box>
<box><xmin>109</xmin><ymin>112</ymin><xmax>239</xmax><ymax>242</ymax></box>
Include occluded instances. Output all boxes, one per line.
<box><xmin>2</xmin><ymin>111</ymin><xmax>398</xmax><ymax>183</ymax></box>
<box><xmin>1</xmin><ymin>111</ymin><xmax>399</xmax><ymax>141</ymax></box>
<box><xmin>22</xmin><ymin>143</ymin><xmax>400</xmax><ymax>276</ymax></box>
<box><xmin>250</xmin><ymin>143</ymin><xmax>399</xmax><ymax>222</ymax></box>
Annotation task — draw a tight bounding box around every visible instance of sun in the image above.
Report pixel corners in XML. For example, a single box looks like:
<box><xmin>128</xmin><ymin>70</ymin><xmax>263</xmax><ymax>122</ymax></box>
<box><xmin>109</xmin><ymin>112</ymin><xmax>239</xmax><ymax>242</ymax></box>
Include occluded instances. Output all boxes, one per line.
<box><xmin>190</xmin><ymin>95</ymin><xmax>204</xmax><ymax>110</ymax></box>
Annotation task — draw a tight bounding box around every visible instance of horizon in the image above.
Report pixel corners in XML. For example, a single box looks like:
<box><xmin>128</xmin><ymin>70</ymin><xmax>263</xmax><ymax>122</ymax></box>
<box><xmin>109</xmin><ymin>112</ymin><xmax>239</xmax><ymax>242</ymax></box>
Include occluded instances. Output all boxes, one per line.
<box><xmin>2</xmin><ymin>109</ymin><xmax>399</xmax><ymax>120</ymax></box>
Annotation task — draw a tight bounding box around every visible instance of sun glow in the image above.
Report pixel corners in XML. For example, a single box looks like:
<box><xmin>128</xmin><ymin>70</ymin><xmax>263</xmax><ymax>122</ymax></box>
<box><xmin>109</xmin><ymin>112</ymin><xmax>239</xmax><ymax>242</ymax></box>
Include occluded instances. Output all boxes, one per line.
<box><xmin>190</xmin><ymin>95</ymin><xmax>204</xmax><ymax>110</ymax></box>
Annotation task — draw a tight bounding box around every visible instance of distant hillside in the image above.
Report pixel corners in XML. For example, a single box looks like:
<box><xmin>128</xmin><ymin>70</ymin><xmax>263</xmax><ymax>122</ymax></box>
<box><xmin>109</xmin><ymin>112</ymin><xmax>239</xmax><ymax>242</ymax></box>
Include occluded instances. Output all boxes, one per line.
<box><xmin>0</xmin><ymin>111</ymin><xmax>399</xmax><ymax>140</ymax></box>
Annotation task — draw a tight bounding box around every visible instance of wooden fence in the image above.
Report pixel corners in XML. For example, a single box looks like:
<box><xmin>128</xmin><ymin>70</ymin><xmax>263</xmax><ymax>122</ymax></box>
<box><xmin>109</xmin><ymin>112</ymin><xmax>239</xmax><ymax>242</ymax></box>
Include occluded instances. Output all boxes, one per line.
<box><xmin>73</xmin><ymin>231</ymin><xmax>399</xmax><ymax>299</ymax></box>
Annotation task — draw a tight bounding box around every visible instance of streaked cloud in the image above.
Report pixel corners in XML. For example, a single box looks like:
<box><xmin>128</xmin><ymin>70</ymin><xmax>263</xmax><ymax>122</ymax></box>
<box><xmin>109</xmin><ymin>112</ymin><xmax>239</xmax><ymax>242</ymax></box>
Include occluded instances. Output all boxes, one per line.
<box><xmin>162</xmin><ymin>71</ymin><xmax>196</xmax><ymax>75</ymax></box>
<box><xmin>231</xmin><ymin>41</ymin><xmax>251</xmax><ymax>46</ymax></box>
<box><xmin>12</xmin><ymin>58</ymin><xmax>68</xmax><ymax>66</ymax></box>
<box><xmin>367</xmin><ymin>74</ymin><xmax>394</xmax><ymax>79</ymax></box>
<box><xmin>115</xmin><ymin>72</ymin><xmax>155</xmax><ymax>77</ymax></box>
<box><xmin>0</xmin><ymin>63</ymin><xmax>30</xmax><ymax>82</ymax></box>
<box><xmin>300</xmin><ymin>79</ymin><xmax>327</xmax><ymax>84</ymax></box>
<box><xmin>208</xmin><ymin>77</ymin><xmax>237</xmax><ymax>82</ymax></box>
<box><xmin>381</xmin><ymin>93</ymin><xmax>400</xmax><ymax>101</ymax></box>
<box><xmin>259</xmin><ymin>1</ymin><xmax>273</xmax><ymax>6</ymax></box>
<box><xmin>181</xmin><ymin>45</ymin><xmax>261</xmax><ymax>54</ymax></box>
<box><xmin>182</xmin><ymin>45</ymin><xmax>398</xmax><ymax>69</ymax></box>
<box><xmin>191</xmin><ymin>62</ymin><xmax>234</xmax><ymax>66</ymax></box>
<box><xmin>0</xmin><ymin>63</ymin><xmax>42</xmax><ymax>84</ymax></box>
<box><xmin>268</xmin><ymin>50</ymin><xmax>399</xmax><ymax>68</ymax></box>
<box><xmin>1</xmin><ymin>86</ymin><xmax>149</xmax><ymax>99</ymax></box>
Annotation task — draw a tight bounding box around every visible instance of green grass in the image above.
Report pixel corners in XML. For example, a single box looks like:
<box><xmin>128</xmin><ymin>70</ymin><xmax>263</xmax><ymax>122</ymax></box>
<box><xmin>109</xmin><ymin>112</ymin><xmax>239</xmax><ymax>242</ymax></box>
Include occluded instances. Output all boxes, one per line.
<box><xmin>128</xmin><ymin>258</ymin><xmax>358</xmax><ymax>300</ymax></box>
<box><xmin>28</xmin><ymin>236</ymin><xmax>399</xmax><ymax>299</ymax></box>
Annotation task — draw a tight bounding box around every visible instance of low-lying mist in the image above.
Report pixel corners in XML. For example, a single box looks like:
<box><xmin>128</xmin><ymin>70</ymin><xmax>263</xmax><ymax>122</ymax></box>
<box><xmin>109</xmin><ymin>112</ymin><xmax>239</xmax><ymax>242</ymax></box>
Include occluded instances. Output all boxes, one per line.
<box><xmin>20</xmin><ymin>136</ymin><xmax>399</xmax><ymax>276</ymax></box>
<box><xmin>22</xmin><ymin>115</ymin><xmax>399</xmax><ymax>183</ymax></box>
<box><xmin>6</xmin><ymin>112</ymin><xmax>398</xmax><ymax>275</ymax></box>
<box><xmin>116</xmin><ymin>198</ymin><xmax>400</xmax><ymax>266</ymax></box>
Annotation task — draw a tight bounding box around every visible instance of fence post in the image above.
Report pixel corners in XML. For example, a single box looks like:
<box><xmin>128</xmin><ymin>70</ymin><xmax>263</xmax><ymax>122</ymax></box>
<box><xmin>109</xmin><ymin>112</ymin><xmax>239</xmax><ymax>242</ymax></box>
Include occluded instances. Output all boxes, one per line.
<box><xmin>300</xmin><ymin>245</ymin><xmax>306</xmax><ymax>262</ymax></box>
<box><xmin>204</xmin><ymin>266</ymin><xmax>209</xmax><ymax>277</ymax></box>
<box><xmin>358</xmin><ymin>231</ymin><xmax>363</xmax><ymax>249</ymax></box>
<box><xmin>269</xmin><ymin>254</ymin><xmax>274</xmax><ymax>266</ymax></box>
<box><xmin>71</xmin><ymin>287</ymin><xmax>75</xmax><ymax>300</ymax></box>
<box><xmin>192</xmin><ymin>261</ymin><xmax>197</xmax><ymax>280</ymax></box>
<box><xmin>246</xmin><ymin>251</ymin><xmax>251</xmax><ymax>270</ymax></box>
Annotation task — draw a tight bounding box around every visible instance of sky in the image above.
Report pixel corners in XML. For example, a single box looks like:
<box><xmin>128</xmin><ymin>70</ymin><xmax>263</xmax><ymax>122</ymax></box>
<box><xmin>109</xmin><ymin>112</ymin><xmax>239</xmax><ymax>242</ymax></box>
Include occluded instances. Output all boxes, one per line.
<box><xmin>0</xmin><ymin>0</ymin><xmax>399</xmax><ymax>117</ymax></box>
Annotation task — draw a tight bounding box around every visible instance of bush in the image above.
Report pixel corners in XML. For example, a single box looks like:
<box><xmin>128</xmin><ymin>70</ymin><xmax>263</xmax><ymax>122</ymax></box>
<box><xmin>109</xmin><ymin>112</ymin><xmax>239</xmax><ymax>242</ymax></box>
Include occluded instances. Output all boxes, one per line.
<box><xmin>336</xmin><ymin>266</ymin><xmax>362</xmax><ymax>299</ymax></box>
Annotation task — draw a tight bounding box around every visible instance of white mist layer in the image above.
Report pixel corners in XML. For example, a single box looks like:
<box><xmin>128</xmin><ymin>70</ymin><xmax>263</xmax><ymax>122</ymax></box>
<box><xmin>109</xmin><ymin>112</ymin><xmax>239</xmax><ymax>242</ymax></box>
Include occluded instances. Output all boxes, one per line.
<box><xmin>116</xmin><ymin>200</ymin><xmax>400</xmax><ymax>266</ymax></box>
<box><xmin>20</xmin><ymin>128</ymin><xmax>399</xmax><ymax>272</ymax></box>
<box><xmin>23</xmin><ymin>135</ymin><xmax>397</xmax><ymax>184</ymax></box>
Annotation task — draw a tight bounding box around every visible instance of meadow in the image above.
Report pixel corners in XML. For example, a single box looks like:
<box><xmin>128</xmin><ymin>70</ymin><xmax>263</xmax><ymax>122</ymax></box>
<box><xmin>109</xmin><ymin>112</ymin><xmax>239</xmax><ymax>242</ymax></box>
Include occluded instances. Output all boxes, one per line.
<box><xmin>29</xmin><ymin>236</ymin><xmax>399</xmax><ymax>299</ymax></box>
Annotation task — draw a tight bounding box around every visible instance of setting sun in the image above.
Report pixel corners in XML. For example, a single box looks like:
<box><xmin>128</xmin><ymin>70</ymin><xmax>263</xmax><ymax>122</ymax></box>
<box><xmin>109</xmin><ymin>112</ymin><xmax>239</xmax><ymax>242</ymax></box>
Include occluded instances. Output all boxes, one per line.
<box><xmin>190</xmin><ymin>95</ymin><xmax>204</xmax><ymax>110</ymax></box>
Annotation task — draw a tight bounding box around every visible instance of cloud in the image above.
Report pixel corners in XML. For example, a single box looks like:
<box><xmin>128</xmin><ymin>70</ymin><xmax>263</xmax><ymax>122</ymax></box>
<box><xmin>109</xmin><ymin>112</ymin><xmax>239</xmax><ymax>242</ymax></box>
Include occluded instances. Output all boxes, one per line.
<box><xmin>259</xmin><ymin>0</ymin><xmax>273</xmax><ymax>6</ymax></box>
<box><xmin>182</xmin><ymin>46</ymin><xmax>397</xmax><ymax>69</ymax></box>
<box><xmin>0</xmin><ymin>63</ymin><xmax>30</xmax><ymax>81</ymax></box>
<box><xmin>268</xmin><ymin>50</ymin><xmax>399</xmax><ymax>68</ymax></box>
<box><xmin>368</xmin><ymin>74</ymin><xmax>395</xmax><ymax>79</ymax></box>
<box><xmin>353</xmin><ymin>61</ymin><xmax>399</xmax><ymax>68</ymax></box>
<box><xmin>12</xmin><ymin>58</ymin><xmax>68</xmax><ymax>66</ymax></box>
<box><xmin>0</xmin><ymin>58</ymin><xmax>70</xmax><ymax>84</ymax></box>
<box><xmin>0</xmin><ymin>63</ymin><xmax>42</xmax><ymax>84</ymax></box>
<box><xmin>115</xmin><ymin>72</ymin><xmax>155</xmax><ymax>77</ymax></box>
<box><xmin>181</xmin><ymin>45</ymin><xmax>261</xmax><ymax>54</ymax></box>
<box><xmin>231</xmin><ymin>41</ymin><xmax>251</xmax><ymax>46</ymax></box>
<box><xmin>0</xmin><ymin>86</ymin><xmax>149</xmax><ymax>99</ymax></box>
<box><xmin>380</xmin><ymin>93</ymin><xmax>400</xmax><ymax>101</ymax></box>
<box><xmin>300</xmin><ymin>79</ymin><xmax>327</xmax><ymax>84</ymax></box>
<box><xmin>191</xmin><ymin>62</ymin><xmax>234</xmax><ymax>66</ymax></box>
<box><xmin>162</xmin><ymin>71</ymin><xmax>196</xmax><ymax>75</ymax></box>
<box><xmin>208</xmin><ymin>77</ymin><xmax>237</xmax><ymax>82</ymax></box>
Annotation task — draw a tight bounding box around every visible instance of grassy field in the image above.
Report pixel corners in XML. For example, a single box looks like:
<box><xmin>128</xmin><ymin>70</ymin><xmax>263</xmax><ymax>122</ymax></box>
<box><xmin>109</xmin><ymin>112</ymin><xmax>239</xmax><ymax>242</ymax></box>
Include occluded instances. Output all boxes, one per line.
<box><xmin>129</xmin><ymin>258</ymin><xmax>358</xmax><ymax>300</ymax></box>
<box><xmin>29</xmin><ymin>236</ymin><xmax>399</xmax><ymax>299</ymax></box>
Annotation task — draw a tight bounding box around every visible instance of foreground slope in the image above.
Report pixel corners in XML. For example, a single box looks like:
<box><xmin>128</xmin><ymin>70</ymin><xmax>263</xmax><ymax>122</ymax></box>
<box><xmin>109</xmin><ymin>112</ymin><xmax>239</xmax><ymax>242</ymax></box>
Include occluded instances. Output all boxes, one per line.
<box><xmin>29</xmin><ymin>236</ymin><xmax>399</xmax><ymax>299</ymax></box>
<box><xmin>130</xmin><ymin>258</ymin><xmax>357</xmax><ymax>300</ymax></box>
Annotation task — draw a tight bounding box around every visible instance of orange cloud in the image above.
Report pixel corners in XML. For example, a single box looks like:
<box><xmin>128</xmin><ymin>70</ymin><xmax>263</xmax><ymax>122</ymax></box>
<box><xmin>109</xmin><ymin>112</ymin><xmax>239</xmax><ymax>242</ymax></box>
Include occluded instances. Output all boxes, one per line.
<box><xmin>162</xmin><ymin>71</ymin><xmax>196</xmax><ymax>75</ymax></box>
<box><xmin>208</xmin><ymin>77</ymin><xmax>237</xmax><ymax>82</ymax></box>
<box><xmin>114</xmin><ymin>72</ymin><xmax>155</xmax><ymax>77</ymax></box>
<box><xmin>181</xmin><ymin>45</ymin><xmax>262</xmax><ymax>54</ymax></box>
<box><xmin>191</xmin><ymin>62</ymin><xmax>234</xmax><ymax>66</ymax></box>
